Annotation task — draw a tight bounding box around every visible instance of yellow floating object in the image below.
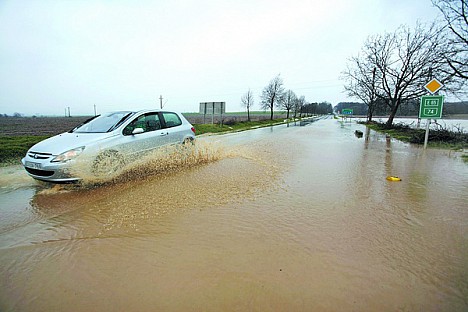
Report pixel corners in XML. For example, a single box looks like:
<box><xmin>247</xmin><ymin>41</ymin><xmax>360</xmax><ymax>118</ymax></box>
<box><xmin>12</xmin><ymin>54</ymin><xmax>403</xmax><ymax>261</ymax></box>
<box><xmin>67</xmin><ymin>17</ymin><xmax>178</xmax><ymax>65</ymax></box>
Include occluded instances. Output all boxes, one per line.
<box><xmin>386</xmin><ymin>176</ymin><xmax>402</xmax><ymax>181</ymax></box>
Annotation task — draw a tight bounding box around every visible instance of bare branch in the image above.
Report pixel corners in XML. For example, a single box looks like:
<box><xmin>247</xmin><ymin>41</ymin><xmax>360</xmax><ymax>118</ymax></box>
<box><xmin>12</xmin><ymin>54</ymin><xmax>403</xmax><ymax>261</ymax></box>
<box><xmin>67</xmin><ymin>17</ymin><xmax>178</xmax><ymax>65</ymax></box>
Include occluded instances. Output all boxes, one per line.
<box><xmin>260</xmin><ymin>75</ymin><xmax>285</xmax><ymax>120</ymax></box>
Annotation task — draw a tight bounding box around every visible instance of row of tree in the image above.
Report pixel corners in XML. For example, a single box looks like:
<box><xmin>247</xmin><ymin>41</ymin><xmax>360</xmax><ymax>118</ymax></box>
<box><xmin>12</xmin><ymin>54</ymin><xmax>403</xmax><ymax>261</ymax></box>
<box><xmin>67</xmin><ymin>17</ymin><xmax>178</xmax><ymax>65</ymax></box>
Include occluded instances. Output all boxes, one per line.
<box><xmin>240</xmin><ymin>75</ymin><xmax>333</xmax><ymax>121</ymax></box>
<box><xmin>342</xmin><ymin>0</ymin><xmax>467</xmax><ymax>128</ymax></box>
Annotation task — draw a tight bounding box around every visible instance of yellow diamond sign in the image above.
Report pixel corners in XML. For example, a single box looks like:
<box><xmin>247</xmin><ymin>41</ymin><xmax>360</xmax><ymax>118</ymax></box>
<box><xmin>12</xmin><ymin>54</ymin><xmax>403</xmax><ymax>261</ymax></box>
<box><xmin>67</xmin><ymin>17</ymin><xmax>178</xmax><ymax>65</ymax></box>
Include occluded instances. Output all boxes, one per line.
<box><xmin>424</xmin><ymin>78</ymin><xmax>443</xmax><ymax>94</ymax></box>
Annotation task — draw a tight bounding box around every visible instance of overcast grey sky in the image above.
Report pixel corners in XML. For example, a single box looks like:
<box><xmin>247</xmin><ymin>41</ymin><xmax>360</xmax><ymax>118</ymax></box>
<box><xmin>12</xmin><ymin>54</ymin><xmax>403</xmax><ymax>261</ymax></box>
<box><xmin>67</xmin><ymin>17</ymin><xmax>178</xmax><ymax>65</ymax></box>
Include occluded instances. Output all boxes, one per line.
<box><xmin>0</xmin><ymin>0</ymin><xmax>444</xmax><ymax>116</ymax></box>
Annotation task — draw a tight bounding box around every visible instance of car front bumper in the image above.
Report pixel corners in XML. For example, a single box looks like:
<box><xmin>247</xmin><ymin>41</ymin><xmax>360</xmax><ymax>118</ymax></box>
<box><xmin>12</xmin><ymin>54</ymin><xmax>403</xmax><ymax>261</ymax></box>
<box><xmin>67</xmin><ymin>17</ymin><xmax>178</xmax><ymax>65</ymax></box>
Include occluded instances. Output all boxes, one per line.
<box><xmin>21</xmin><ymin>157</ymin><xmax>80</xmax><ymax>183</ymax></box>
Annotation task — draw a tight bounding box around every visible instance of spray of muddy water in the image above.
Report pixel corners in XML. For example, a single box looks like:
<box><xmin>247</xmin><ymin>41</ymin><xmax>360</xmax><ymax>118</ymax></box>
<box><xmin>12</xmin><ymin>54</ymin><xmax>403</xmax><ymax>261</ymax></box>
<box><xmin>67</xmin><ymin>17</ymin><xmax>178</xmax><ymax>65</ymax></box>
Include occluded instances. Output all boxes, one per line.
<box><xmin>0</xmin><ymin>165</ymin><xmax>39</xmax><ymax>192</ymax></box>
<box><xmin>26</xmin><ymin>140</ymin><xmax>282</xmax><ymax>238</ymax></box>
<box><xmin>69</xmin><ymin>141</ymin><xmax>227</xmax><ymax>186</ymax></box>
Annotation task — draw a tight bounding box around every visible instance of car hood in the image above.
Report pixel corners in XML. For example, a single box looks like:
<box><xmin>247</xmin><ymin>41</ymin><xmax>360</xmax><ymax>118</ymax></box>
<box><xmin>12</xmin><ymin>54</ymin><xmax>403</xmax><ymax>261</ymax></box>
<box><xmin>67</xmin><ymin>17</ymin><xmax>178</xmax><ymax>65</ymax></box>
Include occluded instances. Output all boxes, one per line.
<box><xmin>29</xmin><ymin>132</ymin><xmax>116</xmax><ymax>155</ymax></box>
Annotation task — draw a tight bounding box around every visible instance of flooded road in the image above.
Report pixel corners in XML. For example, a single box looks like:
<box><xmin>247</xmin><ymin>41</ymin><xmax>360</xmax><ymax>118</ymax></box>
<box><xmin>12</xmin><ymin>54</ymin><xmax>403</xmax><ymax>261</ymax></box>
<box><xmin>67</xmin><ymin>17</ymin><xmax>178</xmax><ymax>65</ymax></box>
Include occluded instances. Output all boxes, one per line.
<box><xmin>1</xmin><ymin>118</ymin><xmax>467</xmax><ymax>311</ymax></box>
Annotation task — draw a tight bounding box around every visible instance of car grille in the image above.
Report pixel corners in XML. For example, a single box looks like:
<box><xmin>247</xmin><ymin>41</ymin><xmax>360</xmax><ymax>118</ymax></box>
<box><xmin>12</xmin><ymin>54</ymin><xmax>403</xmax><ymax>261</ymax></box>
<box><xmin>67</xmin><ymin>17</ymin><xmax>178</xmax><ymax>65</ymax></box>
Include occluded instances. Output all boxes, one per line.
<box><xmin>28</xmin><ymin>152</ymin><xmax>53</xmax><ymax>160</ymax></box>
<box><xmin>25</xmin><ymin>167</ymin><xmax>55</xmax><ymax>177</ymax></box>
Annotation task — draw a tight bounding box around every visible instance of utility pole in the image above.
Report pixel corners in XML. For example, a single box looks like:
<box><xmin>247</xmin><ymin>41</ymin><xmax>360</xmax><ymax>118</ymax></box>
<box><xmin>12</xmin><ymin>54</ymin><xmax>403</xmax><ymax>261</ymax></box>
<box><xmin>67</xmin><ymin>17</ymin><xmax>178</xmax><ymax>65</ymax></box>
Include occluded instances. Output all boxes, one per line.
<box><xmin>68</xmin><ymin>107</ymin><xmax>71</xmax><ymax>117</ymax></box>
<box><xmin>94</xmin><ymin>104</ymin><xmax>97</xmax><ymax>116</ymax></box>
<box><xmin>159</xmin><ymin>95</ymin><xmax>163</xmax><ymax>109</ymax></box>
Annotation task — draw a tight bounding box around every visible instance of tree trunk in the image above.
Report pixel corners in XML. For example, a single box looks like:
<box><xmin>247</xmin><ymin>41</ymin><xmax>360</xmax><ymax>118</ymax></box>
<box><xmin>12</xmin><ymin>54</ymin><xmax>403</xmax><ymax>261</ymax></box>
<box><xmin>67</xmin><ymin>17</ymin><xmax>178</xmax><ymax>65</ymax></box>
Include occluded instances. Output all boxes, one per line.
<box><xmin>270</xmin><ymin>99</ymin><xmax>274</xmax><ymax>120</ymax></box>
<box><xmin>247</xmin><ymin>108</ymin><xmax>250</xmax><ymax>122</ymax></box>
<box><xmin>385</xmin><ymin>100</ymin><xmax>400</xmax><ymax>128</ymax></box>
<box><xmin>367</xmin><ymin>104</ymin><xmax>374</xmax><ymax>122</ymax></box>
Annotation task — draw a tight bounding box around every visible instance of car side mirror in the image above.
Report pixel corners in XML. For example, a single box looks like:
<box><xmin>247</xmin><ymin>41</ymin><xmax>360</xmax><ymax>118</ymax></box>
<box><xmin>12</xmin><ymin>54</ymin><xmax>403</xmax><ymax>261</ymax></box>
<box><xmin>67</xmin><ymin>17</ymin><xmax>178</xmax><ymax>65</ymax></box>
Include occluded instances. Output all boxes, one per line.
<box><xmin>132</xmin><ymin>128</ymin><xmax>144</xmax><ymax>135</ymax></box>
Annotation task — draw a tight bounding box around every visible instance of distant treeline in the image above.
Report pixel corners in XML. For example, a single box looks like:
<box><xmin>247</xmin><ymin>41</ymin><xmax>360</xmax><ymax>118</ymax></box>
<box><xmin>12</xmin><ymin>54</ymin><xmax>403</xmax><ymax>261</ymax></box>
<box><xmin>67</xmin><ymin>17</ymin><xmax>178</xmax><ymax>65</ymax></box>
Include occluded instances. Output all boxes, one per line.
<box><xmin>0</xmin><ymin>113</ymin><xmax>23</xmax><ymax>117</ymax></box>
<box><xmin>300</xmin><ymin>102</ymin><xmax>333</xmax><ymax>115</ymax></box>
<box><xmin>334</xmin><ymin>101</ymin><xmax>468</xmax><ymax>116</ymax></box>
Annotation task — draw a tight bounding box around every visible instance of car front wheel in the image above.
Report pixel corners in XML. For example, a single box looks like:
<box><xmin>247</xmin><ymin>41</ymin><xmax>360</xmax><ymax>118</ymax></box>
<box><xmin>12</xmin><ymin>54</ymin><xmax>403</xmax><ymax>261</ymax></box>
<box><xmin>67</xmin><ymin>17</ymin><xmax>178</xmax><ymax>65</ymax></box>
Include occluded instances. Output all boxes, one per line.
<box><xmin>183</xmin><ymin>137</ymin><xmax>195</xmax><ymax>145</ymax></box>
<box><xmin>92</xmin><ymin>150</ymin><xmax>124</xmax><ymax>177</ymax></box>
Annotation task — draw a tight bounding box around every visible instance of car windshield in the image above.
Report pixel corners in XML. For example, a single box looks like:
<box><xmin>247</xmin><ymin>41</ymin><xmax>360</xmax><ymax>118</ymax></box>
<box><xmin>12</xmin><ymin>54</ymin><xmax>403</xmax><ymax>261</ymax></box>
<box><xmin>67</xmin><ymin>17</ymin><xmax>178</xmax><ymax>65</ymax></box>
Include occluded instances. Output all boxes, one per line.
<box><xmin>72</xmin><ymin>111</ymin><xmax>133</xmax><ymax>133</ymax></box>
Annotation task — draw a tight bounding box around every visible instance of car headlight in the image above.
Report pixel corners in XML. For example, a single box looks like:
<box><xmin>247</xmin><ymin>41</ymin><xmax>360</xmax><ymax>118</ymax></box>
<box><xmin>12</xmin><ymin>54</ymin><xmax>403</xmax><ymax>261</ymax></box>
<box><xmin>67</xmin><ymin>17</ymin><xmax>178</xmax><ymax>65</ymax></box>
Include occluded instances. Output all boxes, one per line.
<box><xmin>51</xmin><ymin>147</ymin><xmax>85</xmax><ymax>163</ymax></box>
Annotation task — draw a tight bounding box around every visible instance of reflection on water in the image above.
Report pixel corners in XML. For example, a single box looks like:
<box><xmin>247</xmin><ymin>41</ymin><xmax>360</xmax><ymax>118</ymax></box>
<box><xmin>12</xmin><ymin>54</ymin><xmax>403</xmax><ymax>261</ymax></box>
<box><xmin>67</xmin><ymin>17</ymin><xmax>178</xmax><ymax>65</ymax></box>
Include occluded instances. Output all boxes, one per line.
<box><xmin>0</xmin><ymin>118</ymin><xmax>467</xmax><ymax>311</ymax></box>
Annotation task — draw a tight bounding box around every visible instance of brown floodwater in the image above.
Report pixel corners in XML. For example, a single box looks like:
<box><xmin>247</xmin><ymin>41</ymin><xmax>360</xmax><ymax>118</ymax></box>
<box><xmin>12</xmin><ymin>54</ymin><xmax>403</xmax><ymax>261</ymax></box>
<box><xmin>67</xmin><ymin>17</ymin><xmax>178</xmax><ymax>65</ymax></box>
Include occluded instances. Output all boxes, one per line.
<box><xmin>0</xmin><ymin>117</ymin><xmax>467</xmax><ymax>311</ymax></box>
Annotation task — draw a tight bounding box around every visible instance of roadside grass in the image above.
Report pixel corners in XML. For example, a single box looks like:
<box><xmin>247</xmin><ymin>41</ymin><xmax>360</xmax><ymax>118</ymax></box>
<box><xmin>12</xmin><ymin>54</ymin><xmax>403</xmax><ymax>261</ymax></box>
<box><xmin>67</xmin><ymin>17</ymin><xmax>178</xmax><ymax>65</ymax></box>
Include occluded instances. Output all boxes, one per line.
<box><xmin>194</xmin><ymin>118</ymin><xmax>288</xmax><ymax>135</ymax></box>
<box><xmin>363</xmin><ymin>121</ymin><xmax>468</xmax><ymax>150</ymax></box>
<box><xmin>183</xmin><ymin>111</ymin><xmax>286</xmax><ymax>117</ymax></box>
<box><xmin>0</xmin><ymin>135</ymin><xmax>49</xmax><ymax>166</ymax></box>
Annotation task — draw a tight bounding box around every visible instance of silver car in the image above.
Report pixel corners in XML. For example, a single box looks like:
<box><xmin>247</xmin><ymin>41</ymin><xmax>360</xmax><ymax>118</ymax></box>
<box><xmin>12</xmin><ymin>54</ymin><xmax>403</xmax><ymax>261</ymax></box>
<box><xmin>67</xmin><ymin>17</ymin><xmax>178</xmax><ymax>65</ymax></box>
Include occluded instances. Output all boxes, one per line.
<box><xmin>22</xmin><ymin>109</ymin><xmax>196</xmax><ymax>183</ymax></box>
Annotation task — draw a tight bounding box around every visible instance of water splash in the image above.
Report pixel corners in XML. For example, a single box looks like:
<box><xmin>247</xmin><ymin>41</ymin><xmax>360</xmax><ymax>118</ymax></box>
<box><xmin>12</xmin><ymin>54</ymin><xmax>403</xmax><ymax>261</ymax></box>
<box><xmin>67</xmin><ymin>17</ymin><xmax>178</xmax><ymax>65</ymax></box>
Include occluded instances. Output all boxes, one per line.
<box><xmin>0</xmin><ymin>165</ymin><xmax>38</xmax><ymax>193</ymax></box>
<box><xmin>72</xmin><ymin>141</ymin><xmax>227</xmax><ymax>187</ymax></box>
<box><xmin>25</xmin><ymin>139</ymin><xmax>283</xmax><ymax>235</ymax></box>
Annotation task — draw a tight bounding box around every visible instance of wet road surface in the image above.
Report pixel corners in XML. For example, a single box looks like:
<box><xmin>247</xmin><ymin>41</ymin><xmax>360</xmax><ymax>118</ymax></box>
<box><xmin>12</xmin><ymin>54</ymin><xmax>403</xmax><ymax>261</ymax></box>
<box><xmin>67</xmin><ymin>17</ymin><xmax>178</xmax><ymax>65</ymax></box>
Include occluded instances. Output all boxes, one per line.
<box><xmin>0</xmin><ymin>117</ymin><xmax>467</xmax><ymax>311</ymax></box>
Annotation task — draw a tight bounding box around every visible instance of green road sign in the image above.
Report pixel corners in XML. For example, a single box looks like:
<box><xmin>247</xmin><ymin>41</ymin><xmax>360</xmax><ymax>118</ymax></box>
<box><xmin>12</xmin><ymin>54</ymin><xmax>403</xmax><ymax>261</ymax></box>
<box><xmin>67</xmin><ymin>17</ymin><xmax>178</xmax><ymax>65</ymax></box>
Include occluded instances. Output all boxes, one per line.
<box><xmin>342</xmin><ymin>109</ymin><xmax>353</xmax><ymax>115</ymax></box>
<box><xmin>419</xmin><ymin>95</ymin><xmax>444</xmax><ymax>119</ymax></box>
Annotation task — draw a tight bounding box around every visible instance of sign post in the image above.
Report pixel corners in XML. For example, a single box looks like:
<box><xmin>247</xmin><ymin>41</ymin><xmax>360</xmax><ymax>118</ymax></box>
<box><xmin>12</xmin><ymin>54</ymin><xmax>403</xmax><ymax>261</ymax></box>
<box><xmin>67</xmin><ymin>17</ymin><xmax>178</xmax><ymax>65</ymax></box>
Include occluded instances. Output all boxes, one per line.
<box><xmin>420</xmin><ymin>78</ymin><xmax>444</xmax><ymax>149</ymax></box>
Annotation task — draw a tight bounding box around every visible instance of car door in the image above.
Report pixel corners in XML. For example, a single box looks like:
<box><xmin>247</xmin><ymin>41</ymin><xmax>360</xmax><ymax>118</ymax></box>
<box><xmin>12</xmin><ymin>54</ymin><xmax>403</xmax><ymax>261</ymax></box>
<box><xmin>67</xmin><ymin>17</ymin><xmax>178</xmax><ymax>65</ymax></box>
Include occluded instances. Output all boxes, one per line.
<box><xmin>160</xmin><ymin>112</ymin><xmax>185</xmax><ymax>144</ymax></box>
<box><xmin>118</xmin><ymin>112</ymin><xmax>167</xmax><ymax>157</ymax></box>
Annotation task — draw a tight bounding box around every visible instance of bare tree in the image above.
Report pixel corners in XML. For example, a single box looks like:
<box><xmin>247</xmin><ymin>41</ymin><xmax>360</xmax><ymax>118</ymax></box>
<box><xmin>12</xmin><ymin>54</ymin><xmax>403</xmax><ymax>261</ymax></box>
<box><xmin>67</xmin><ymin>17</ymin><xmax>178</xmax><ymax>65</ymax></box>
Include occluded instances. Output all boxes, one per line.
<box><xmin>343</xmin><ymin>58</ymin><xmax>379</xmax><ymax>122</ymax></box>
<box><xmin>260</xmin><ymin>75</ymin><xmax>285</xmax><ymax>120</ymax></box>
<box><xmin>279</xmin><ymin>89</ymin><xmax>296</xmax><ymax>119</ymax></box>
<box><xmin>345</xmin><ymin>23</ymin><xmax>459</xmax><ymax>128</ymax></box>
<box><xmin>241</xmin><ymin>89</ymin><xmax>254</xmax><ymax>122</ymax></box>
<box><xmin>433</xmin><ymin>0</ymin><xmax>468</xmax><ymax>80</ymax></box>
<box><xmin>294</xmin><ymin>95</ymin><xmax>306</xmax><ymax>118</ymax></box>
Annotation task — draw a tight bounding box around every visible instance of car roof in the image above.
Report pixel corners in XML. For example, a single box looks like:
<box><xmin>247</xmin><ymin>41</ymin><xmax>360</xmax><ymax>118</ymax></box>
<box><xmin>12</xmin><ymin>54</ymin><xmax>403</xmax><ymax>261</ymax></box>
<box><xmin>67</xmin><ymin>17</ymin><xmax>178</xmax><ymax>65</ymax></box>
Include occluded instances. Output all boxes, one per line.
<box><xmin>105</xmin><ymin>109</ymin><xmax>183</xmax><ymax>115</ymax></box>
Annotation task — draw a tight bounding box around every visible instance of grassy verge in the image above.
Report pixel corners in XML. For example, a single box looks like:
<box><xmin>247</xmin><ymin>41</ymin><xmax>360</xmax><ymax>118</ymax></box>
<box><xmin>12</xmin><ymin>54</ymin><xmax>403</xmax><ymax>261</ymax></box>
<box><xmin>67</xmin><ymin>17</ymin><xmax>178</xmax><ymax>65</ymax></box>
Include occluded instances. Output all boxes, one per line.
<box><xmin>183</xmin><ymin>111</ymin><xmax>286</xmax><ymax>117</ymax></box>
<box><xmin>194</xmin><ymin>118</ymin><xmax>288</xmax><ymax>135</ymax></box>
<box><xmin>0</xmin><ymin>135</ymin><xmax>49</xmax><ymax>166</ymax></box>
<box><xmin>363</xmin><ymin>121</ymin><xmax>468</xmax><ymax>150</ymax></box>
